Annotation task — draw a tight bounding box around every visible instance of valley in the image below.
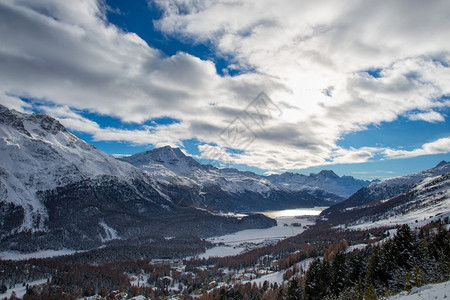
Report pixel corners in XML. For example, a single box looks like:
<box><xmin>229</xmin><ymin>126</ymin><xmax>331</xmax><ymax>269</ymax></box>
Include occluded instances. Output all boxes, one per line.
<box><xmin>0</xmin><ymin>106</ymin><xmax>449</xmax><ymax>299</ymax></box>
<box><xmin>198</xmin><ymin>208</ymin><xmax>324</xmax><ymax>259</ymax></box>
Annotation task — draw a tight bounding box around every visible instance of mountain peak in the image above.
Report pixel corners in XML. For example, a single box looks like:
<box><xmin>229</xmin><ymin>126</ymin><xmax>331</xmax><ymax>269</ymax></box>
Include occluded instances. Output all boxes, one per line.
<box><xmin>30</xmin><ymin>112</ymin><xmax>67</xmax><ymax>135</ymax></box>
<box><xmin>435</xmin><ymin>160</ymin><xmax>448</xmax><ymax>168</ymax></box>
<box><xmin>317</xmin><ymin>170</ymin><xmax>339</xmax><ymax>178</ymax></box>
<box><xmin>0</xmin><ymin>105</ymin><xmax>67</xmax><ymax>137</ymax></box>
<box><xmin>122</xmin><ymin>145</ymin><xmax>201</xmax><ymax>172</ymax></box>
<box><xmin>146</xmin><ymin>145</ymin><xmax>188</xmax><ymax>161</ymax></box>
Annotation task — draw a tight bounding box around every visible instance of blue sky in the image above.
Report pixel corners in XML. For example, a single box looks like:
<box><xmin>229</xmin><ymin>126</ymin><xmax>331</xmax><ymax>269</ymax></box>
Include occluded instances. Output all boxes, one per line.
<box><xmin>1</xmin><ymin>0</ymin><xmax>449</xmax><ymax>180</ymax></box>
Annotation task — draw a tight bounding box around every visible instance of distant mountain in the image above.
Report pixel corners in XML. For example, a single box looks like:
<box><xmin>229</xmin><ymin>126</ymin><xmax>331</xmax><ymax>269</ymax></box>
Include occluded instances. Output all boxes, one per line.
<box><xmin>319</xmin><ymin>161</ymin><xmax>450</xmax><ymax>227</ymax></box>
<box><xmin>267</xmin><ymin>170</ymin><xmax>370</xmax><ymax>198</ymax></box>
<box><xmin>121</xmin><ymin>147</ymin><xmax>370</xmax><ymax>212</ymax></box>
<box><xmin>0</xmin><ymin>105</ymin><xmax>275</xmax><ymax>252</ymax></box>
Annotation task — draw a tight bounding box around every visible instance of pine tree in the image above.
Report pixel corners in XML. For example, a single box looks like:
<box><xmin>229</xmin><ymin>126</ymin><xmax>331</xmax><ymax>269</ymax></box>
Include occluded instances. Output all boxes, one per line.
<box><xmin>428</xmin><ymin>227</ymin><xmax>450</xmax><ymax>278</ymax></box>
<box><xmin>346</xmin><ymin>251</ymin><xmax>365</xmax><ymax>286</ymax></box>
<box><xmin>363</xmin><ymin>284</ymin><xmax>377</xmax><ymax>300</ymax></box>
<box><xmin>330</xmin><ymin>251</ymin><xmax>348</xmax><ymax>297</ymax></box>
<box><xmin>403</xmin><ymin>272</ymin><xmax>412</xmax><ymax>292</ymax></box>
<box><xmin>285</xmin><ymin>277</ymin><xmax>302</xmax><ymax>300</ymax></box>
<box><xmin>412</xmin><ymin>265</ymin><xmax>426</xmax><ymax>287</ymax></box>
<box><xmin>304</xmin><ymin>258</ymin><xmax>331</xmax><ymax>300</ymax></box>
<box><xmin>365</xmin><ymin>246</ymin><xmax>382</xmax><ymax>288</ymax></box>
<box><xmin>392</xmin><ymin>224</ymin><xmax>417</xmax><ymax>269</ymax></box>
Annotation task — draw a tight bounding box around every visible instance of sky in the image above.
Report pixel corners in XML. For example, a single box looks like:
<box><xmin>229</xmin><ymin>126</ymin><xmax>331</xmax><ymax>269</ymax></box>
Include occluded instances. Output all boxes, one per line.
<box><xmin>0</xmin><ymin>0</ymin><xmax>449</xmax><ymax>180</ymax></box>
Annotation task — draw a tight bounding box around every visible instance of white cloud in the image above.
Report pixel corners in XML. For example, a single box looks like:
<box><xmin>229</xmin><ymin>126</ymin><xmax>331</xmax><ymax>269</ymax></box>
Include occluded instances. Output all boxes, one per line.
<box><xmin>39</xmin><ymin>105</ymin><xmax>186</xmax><ymax>147</ymax></box>
<box><xmin>153</xmin><ymin>0</ymin><xmax>450</xmax><ymax>165</ymax></box>
<box><xmin>384</xmin><ymin>137</ymin><xmax>450</xmax><ymax>159</ymax></box>
<box><xmin>0</xmin><ymin>91</ymin><xmax>31</xmax><ymax>112</ymax></box>
<box><xmin>0</xmin><ymin>0</ymin><xmax>449</xmax><ymax>171</ymax></box>
<box><xmin>407</xmin><ymin>111</ymin><xmax>445</xmax><ymax>123</ymax></box>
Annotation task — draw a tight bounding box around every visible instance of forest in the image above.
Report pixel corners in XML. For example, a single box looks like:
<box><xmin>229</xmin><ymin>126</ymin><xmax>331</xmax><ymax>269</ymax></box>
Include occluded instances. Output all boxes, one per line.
<box><xmin>0</xmin><ymin>219</ymin><xmax>449</xmax><ymax>299</ymax></box>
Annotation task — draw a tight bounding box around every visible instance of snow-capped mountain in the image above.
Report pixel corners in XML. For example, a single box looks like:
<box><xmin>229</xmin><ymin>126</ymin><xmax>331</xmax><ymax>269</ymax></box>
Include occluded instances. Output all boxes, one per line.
<box><xmin>267</xmin><ymin>170</ymin><xmax>370</xmax><ymax>198</ymax></box>
<box><xmin>121</xmin><ymin>147</ymin><xmax>274</xmax><ymax>194</ymax></box>
<box><xmin>319</xmin><ymin>161</ymin><xmax>450</xmax><ymax>227</ymax></box>
<box><xmin>328</xmin><ymin>161</ymin><xmax>450</xmax><ymax>210</ymax></box>
<box><xmin>0</xmin><ymin>105</ymin><xmax>276</xmax><ymax>251</ymax></box>
<box><xmin>121</xmin><ymin>147</ymin><xmax>370</xmax><ymax>211</ymax></box>
<box><xmin>0</xmin><ymin>105</ymin><xmax>143</xmax><ymax>231</ymax></box>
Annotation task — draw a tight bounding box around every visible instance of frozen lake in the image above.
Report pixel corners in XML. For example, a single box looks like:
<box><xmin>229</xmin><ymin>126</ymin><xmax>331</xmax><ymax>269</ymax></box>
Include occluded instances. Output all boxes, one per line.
<box><xmin>197</xmin><ymin>207</ymin><xmax>327</xmax><ymax>259</ymax></box>
<box><xmin>260</xmin><ymin>207</ymin><xmax>328</xmax><ymax>218</ymax></box>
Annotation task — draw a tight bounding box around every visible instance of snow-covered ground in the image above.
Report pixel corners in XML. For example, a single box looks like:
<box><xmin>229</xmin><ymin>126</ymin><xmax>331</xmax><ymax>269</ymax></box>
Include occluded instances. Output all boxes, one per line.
<box><xmin>209</xmin><ymin>216</ymin><xmax>313</xmax><ymax>246</ymax></box>
<box><xmin>388</xmin><ymin>280</ymin><xmax>450</xmax><ymax>299</ymax></box>
<box><xmin>129</xmin><ymin>274</ymin><xmax>150</xmax><ymax>287</ymax></box>
<box><xmin>0</xmin><ymin>279</ymin><xmax>47</xmax><ymax>299</ymax></box>
<box><xmin>247</xmin><ymin>270</ymin><xmax>285</xmax><ymax>285</ymax></box>
<box><xmin>244</xmin><ymin>257</ymin><xmax>317</xmax><ymax>286</ymax></box>
<box><xmin>197</xmin><ymin>208</ymin><xmax>323</xmax><ymax>259</ymax></box>
<box><xmin>0</xmin><ymin>249</ymin><xmax>79</xmax><ymax>260</ymax></box>
<box><xmin>345</xmin><ymin>244</ymin><xmax>368</xmax><ymax>252</ymax></box>
<box><xmin>198</xmin><ymin>246</ymin><xmax>245</xmax><ymax>259</ymax></box>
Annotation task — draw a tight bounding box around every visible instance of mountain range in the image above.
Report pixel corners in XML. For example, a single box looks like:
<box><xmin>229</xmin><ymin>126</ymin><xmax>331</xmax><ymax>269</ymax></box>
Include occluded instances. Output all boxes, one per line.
<box><xmin>120</xmin><ymin>146</ymin><xmax>371</xmax><ymax>212</ymax></box>
<box><xmin>0</xmin><ymin>105</ymin><xmax>368</xmax><ymax>251</ymax></box>
<box><xmin>2</xmin><ymin>104</ymin><xmax>448</xmax><ymax>253</ymax></box>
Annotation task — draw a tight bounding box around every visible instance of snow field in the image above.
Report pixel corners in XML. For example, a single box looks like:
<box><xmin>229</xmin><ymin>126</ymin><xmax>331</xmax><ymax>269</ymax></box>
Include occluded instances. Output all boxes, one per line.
<box><xmin>387</xmin><ymin>280</ymin><xmax>450</xmax><ymax>300</ymax></box>
<box><xmin>0</xmin><ymin>279</ymin><xmax>48</xmax><ymax>299</ymax></box>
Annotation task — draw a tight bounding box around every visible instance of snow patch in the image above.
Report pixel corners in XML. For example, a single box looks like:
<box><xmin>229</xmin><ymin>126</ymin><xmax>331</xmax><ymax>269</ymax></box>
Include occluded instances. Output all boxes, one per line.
<box><xmin>0</xmin><ymin>279</ymin><xmax>48</xmax><ymax>299</ymax></box>
<box><xmin>99</xmin><ymin>221</ymin><xmax>119</xmax><ymax>242</ymax></box>
<box><xmin>0</xmin><ymin>249</ymin><xmax>79</xmax><ymax>260</ymax></box>
<box><xmin>387</xmin><ymin>280</ymin><xmax>450</xmax><ymax>299</ymax></box>
<box><xmin>247</xmin><ymin>270</ymin><xmax>285</xmax><ymax>285</ymax></box>
<box><xmin>197</xmin><ymin>246</ymin><xmax>245</xmax><ymax>259</ymax></box>
<box><xmin>345</xmin><ymin>244</ymin><xmax>367</xmax><ymax>252</ymax></box>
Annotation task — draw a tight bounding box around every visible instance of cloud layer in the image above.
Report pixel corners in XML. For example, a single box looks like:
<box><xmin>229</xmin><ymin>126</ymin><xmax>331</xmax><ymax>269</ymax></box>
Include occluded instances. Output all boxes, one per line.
<box><xmin>0</xmin><ymin>0</ymin><xmax>449</xmax><ymax>171</ymax></box>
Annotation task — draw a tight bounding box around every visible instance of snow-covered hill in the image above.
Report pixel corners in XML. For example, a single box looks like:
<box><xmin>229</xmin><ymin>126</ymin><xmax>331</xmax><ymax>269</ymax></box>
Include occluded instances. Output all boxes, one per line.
<box><xmin>0</xmin><ymin>104</ymin><xmax>144</xmax><ymax>232</ymax></box>
<box><xmin>349</xmin><ymin>171</ymin><xmax>450</xmax><ymax>229</ymax></box>
<box><xmin>320</xmin><ymin>161</ymin><xmax>450</xmax><ymax>223</ymax></box>
<box><xmin>343</xmin><ymin>161</ymin><xmax>449</xmax><ymax>207</ymax></box>
<box><xmin>319</xmin><ymin>164</ymin><xmax>450</xmax><ymax>228</ymax></box>
<box><xmin>387</xmin><ymin>280</ymin><xmax>450</xmax><ymax>300</ymax></box>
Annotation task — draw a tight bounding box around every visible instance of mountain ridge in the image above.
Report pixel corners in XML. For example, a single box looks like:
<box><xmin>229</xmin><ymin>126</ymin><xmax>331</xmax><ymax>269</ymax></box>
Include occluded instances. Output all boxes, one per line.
<box><xmin>121</xmin><ymin>146</ymin><xmax>371</xmax><ymax>211</ymax></box>
<box><xmin>319</xmin><ymin>160</ymin><xmax>450</xmax><ymax>227</ymax></box>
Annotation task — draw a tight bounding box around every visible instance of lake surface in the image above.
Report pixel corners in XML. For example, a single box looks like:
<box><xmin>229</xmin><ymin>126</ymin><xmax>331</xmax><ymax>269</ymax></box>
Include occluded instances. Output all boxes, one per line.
<box><xmin>197</xmin><ymin>207</ymin><xmax>328</xmax><ymax>259</ymax></box>
<box><xmin>260</xmin><ymin>207</ymin><xmax>328</xmax><ymax>218</ymax></box>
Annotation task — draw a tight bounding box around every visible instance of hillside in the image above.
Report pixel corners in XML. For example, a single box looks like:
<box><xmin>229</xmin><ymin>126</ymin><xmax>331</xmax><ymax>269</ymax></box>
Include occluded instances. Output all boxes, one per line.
<box><xmin>319</xmin><ymin>161</ymin><xmax>450</xmax><ymax>227</ymax></box>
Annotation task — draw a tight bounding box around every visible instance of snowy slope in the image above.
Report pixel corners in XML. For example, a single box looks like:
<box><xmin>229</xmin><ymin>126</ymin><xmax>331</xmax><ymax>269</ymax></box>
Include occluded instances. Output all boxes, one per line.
<box><xmin>0</xmin><ymin>105</ymin><xmax>144</xmax><ymax>232</ymax></box>
<box><xmin>387</xmin><ymin>280</ymin><xmax>450</xmax><ymax>300</ymax></box>
<box><xmin>320</xmin><ymin>161</ymin><xmax>450</xmax><ymax>224</ymax></box>
<box><xmin>320</xmin><ymin>170</ymin><xmax>450</xmax><ymax>229</ymax></box>
<box><xmin>348</xmin><ymin>160</ymin><xmax>450</xmax><ymax>206</ymax></box>
<box><xmin>349</xmin><ymin>171</ymin><xmax>450</xmax><ymax>229</ymax></box>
